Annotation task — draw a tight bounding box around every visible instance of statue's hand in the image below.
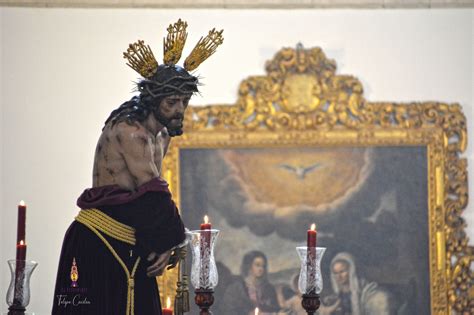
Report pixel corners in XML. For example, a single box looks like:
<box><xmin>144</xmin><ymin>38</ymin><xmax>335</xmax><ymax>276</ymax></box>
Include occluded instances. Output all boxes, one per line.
<box><xmin>167</xmin><ymin>246</ymin><xmax>186</xmax><ymax>270</ymax></box>
<box><xmin>146</xmin><ymin>250</ymin><xmax>172</xmax><ymax>277</ymax></box>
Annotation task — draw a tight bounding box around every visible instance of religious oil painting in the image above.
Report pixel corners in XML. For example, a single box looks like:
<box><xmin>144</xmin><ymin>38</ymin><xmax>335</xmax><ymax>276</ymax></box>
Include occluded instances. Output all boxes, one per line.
<box><xmin>159</xmin><ymin>45</ymin><xmax>471</xmax><ymax>314</ymax></box>
<box><xmin>180</xmin><ymin>146</ymin><xmax>429</xmax><ymax>314</ymax></box>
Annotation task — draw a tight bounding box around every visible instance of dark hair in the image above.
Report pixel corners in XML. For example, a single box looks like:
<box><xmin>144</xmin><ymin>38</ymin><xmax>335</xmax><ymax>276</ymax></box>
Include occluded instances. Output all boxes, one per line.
<box><xmin>102</xmin><ymin>96</ymin><xmax>152</xmax><ymax>129</ymax></box>
<box><xmin>240</xmin><ymin>250</ymin><xmax>268</xmax><ymax>278</ymax></box>
<box><xmin>103</xmin><ymin>64</ymin><xmax>198</xmax><ymax>128</ymax></box>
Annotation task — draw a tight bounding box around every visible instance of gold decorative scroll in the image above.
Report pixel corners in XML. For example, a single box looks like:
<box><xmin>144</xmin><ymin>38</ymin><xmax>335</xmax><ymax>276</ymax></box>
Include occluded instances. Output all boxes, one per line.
<box><xmin>158</xmin><ymin>44</ymin><xmax>472</xmax><ymax>314</ymax></box>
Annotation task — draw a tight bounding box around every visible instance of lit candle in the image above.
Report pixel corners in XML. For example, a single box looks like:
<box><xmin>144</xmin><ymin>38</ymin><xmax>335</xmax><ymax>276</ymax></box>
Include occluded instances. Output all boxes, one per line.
<box><xmin>14</xmin><ymin>240</ymin><xmax>27</xmax><ymax>303</ymax></box>
<box><xmin>162</xmin><ymin>296</ymin><xmax>173</xmax><ymax>315</ymax></box>
<box><xmin>306</xmin><ymin>223</ymin><xmax>317</xmax><ymax>293</ymax></box>
<box><xmin>200</xmin><ymin>215</ymin><xmax>211</xmax><ymax>288</ymax></box>
<box><xmin>17</xmin><ymin>201</ymin><xmax>26</xmax><ymax>245</ymax></box>
<box><xmin>307</xmin><ymin>223</ymin><xmax>317</xmax><ymax>248</ymax></box>
<box><xmin>16</xmin><ymin>240</ymin><xmax>27</xmax><ymax>261</ymax></box>
<box><xmin>200</xmin><ymin>215</ymin><xmax>211</xmax><ymax>230</ymax></box>
<box><xmin>14</xmin><ymin>201</ymin><xmax>27</xmax><ymax>303</ymax></box>
<box><xmin>255</xmin><ymin>307</ymin><xmax>259</xmax><ymax>315</ymax></box>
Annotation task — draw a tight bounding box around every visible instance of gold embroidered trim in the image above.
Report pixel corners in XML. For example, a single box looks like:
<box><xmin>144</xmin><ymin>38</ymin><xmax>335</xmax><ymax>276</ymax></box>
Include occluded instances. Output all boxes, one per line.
<box><xmin>76</xmin><ymin>208</ymin><xmax>136</xmax><ymax>245</ymax></box>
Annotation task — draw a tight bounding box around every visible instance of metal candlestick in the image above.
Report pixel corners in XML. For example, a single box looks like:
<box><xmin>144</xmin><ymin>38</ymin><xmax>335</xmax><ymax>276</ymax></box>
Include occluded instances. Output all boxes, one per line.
<box><xmin>174</xmin><ymin>246</ymin><xmax>190</xmax><ymax>315</ymax></box>
<box><xmin>301</xmin><ymin>293</ymin><xmax>321</xmax><ymax>315</ymax></box>
<box><xmin>194</xmin><ymin>288</ymin><xmax>214</xmax><ymax>315</ymax></box>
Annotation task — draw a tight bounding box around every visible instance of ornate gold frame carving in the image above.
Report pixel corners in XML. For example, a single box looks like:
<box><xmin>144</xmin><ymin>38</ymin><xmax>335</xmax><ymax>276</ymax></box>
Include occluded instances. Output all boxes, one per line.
<box><xmin>159</xmin><ymin>44</ymin><xmax>472</xmax><ymax>314</ymax></box>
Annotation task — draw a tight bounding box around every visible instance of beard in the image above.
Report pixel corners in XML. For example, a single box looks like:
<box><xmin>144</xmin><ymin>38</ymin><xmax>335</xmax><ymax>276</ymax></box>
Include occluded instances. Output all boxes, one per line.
<box><xmin>153</xmin><ymin>108</ymin><xmax>184</xmax><ymax>137</ymax></box>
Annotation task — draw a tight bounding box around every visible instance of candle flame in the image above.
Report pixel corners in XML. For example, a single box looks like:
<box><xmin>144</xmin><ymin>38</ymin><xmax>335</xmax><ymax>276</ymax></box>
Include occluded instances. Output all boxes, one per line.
<box><xmin>19</xmin><ymin>240</ymin><xmax>25</xmax><ymax>245</ymax></box>
<box><xmin>19</xmin><ymin>200</ymin><xmax>26</xmax><ymax>206</ymax></box>
<box><xmin>255</xmin><ymin>307</ymin><xmax>259</xmax><ymax>315</ymax></box>
<box><xmin>166</xmin><ymin>296</ymin><xmax>171</xmax><ymax>308</ymax></box>
<box><xmin>204</xmin><ymin>215</ymin><xmax>209</xmax><ymax>224</ymax></box>
<box><xmin>310</xmin><ymin>223</ymin><xmax>316</xmax><ymax>231</ymax></box>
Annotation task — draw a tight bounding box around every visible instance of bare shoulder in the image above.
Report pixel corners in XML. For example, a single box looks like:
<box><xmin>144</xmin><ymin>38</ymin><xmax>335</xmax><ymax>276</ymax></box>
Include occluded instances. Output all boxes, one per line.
<box><xmin>111</xmin><ymin>121</ymin><xmax>145</xmax><ymax>137</ymax></box>
<box><xmin>110</xmin><ymin>121</ymin><xmax>151</xmax><ymax>150</ymax></box>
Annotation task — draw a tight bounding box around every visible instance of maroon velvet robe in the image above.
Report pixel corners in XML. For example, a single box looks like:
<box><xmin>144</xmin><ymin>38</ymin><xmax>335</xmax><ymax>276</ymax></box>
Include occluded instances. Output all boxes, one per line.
<box><xmin>52</xmin><ymin>178</ymin><xmax>185</xmax><ymax>314</ymax></box>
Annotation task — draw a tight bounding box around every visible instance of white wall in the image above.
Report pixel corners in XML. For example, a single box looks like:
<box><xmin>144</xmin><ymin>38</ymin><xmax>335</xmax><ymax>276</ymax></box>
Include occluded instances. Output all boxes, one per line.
<box><xmin>0</xmin><ymin>7</ymin><xmax>472</xmax><ymax>314</ymax></box>
<box><xmin>0</xmin><ymin>7</ymin><xmax>4</xmax><ymax>305</ymax></box>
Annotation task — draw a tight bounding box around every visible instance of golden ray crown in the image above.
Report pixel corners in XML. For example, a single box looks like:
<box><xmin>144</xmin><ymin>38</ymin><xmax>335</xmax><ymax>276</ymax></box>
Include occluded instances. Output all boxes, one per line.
<box><xmin>123</xmin><ymin>40</ymin><xmax>159</xmax><ymax>79</ymax></box>
<box><xmin>163</xmin><ymin>19</ymin><xmax>188</xmax><ymax>65</ymax></box>
<box><xmin>184</xmin><ymin>28</ymin><xmax>224</xmax><ymax>71</ymax></box>
<box><xmin>123</xmin><ymin>19</ymin><xmax>224</xmax><ymax>79</ymax></box>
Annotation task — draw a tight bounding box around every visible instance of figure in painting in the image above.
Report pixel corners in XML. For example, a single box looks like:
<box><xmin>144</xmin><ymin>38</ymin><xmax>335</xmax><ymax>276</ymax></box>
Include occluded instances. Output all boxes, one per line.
<box><xmin>276</xmin><ymin>274</ymin><xmax>306</xmax><ymax>315</ymax></box>
<box><xmin>222</xmin><ymin>250</ymin><xmax>280</xmax><ymax>315</ymax></box>
<box><xmin>319</xmin><ymin>252</ymin><xmax>396</xmax><ymax>315</ymax></box>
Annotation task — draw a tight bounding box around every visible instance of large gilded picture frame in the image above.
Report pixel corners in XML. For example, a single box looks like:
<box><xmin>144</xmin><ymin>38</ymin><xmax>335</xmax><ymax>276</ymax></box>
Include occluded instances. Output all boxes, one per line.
<box><xmin>159</xmin><ymin>45</ymin><xmax>472</xmax><ymax>314</ymax></box>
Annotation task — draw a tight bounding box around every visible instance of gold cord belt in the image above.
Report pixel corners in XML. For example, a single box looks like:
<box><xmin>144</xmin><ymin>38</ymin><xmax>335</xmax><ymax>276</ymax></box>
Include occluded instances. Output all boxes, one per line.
<box><xmin>76</xmin><ymin>208</ymin><xmax>141</xmax><ymax>315</ymax></box>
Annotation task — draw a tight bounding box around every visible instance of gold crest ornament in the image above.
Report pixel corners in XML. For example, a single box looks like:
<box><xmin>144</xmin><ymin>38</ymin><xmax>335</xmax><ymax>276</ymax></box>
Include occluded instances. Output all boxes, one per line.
<box><xmin>123</xmin><ymin>19</ymin><xmax>224</xmax><ymax>79</ymax></box>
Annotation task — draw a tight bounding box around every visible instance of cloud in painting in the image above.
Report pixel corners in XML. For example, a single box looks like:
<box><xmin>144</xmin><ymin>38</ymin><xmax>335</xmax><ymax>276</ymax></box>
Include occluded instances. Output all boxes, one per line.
<box><xmin>212</xmin><ymin>147</ymin><xmax>373</xmax><ymax>238</ymax></box>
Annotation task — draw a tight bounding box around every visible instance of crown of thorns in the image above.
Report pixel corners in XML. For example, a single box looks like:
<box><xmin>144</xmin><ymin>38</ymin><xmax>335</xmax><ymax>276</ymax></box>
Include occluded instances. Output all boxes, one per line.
<box><xmin>136</xmin><ymin>66</ymin><xmax>199</xmax><ymax>99</ymax></box>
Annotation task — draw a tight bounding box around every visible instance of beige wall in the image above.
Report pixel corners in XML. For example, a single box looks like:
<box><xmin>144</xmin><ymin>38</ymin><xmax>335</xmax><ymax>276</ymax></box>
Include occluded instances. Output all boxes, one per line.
<box><xmin>0</xmin><ymin>8</ymin><xmax>3</xmax><ymax>300</ymax></box>
<box><xmin>0</xmin><ymin>7</ymin><xmax>472</xmax><ymax>314</ymax></box>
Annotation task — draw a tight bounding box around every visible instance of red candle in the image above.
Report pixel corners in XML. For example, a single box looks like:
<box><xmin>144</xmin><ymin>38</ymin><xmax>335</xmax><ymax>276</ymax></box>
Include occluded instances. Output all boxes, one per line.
<box><xmin>14</xmin><ymin>240</ymin><xmax>27</xmax><ymax>304</ymax></box>
<box><xmin>307</xmin><ymin>223</ymin><xmax>317</xmax><ymax>248</ymax></box>
<box><xmin>306</xmin><ymin>223</ymin><xmax>317</xmax><ymax>293</ymax></box>
<box><xmin>16</xmin><ymin>240</ymin><xmax>27</xmax><ymax>261</ymax></box>
<box><xmin>162</xmin><ymin>296</ymin><xmax>173</xmax><ymax>315</ymax></box>
<box><xmin>14</xmin><ymin>200</ymin><xmax>28</xmax><ymax>305</ymax></box>
<box><xmin>17</xmin><ymin>201</ymin><xmax>26</xmax><ymax>244</ymax></box>
<box><xmin>200</xmin><ymin>215</ymin><xmax>211</xmax><ymax>287</ymax></box>
<box><xmin>200</xmin><ymin>215</ymin><xmax>212</xmax><ymax>249</ymax></box>
<box><xmin>200</xmin><ymin>215</ymin><xmax>211</xmax><ymax>231</ymax></box>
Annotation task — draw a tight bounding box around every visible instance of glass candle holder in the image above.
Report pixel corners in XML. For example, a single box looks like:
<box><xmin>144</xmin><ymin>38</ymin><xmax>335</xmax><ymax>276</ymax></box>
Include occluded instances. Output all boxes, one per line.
<box><xmin>6</xmin><ymin>260</ymin><xmax>38</xmax><ymax>308</ymax></box>
<box><xmin>186</xmin><ymin>229</ymin><xmax>219</xmax><ymax>289</ymax></box>
<box><xmin>296</xmin><ymin>247</ymin><xmax>326</xmax><ymax>294</ymax></box>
